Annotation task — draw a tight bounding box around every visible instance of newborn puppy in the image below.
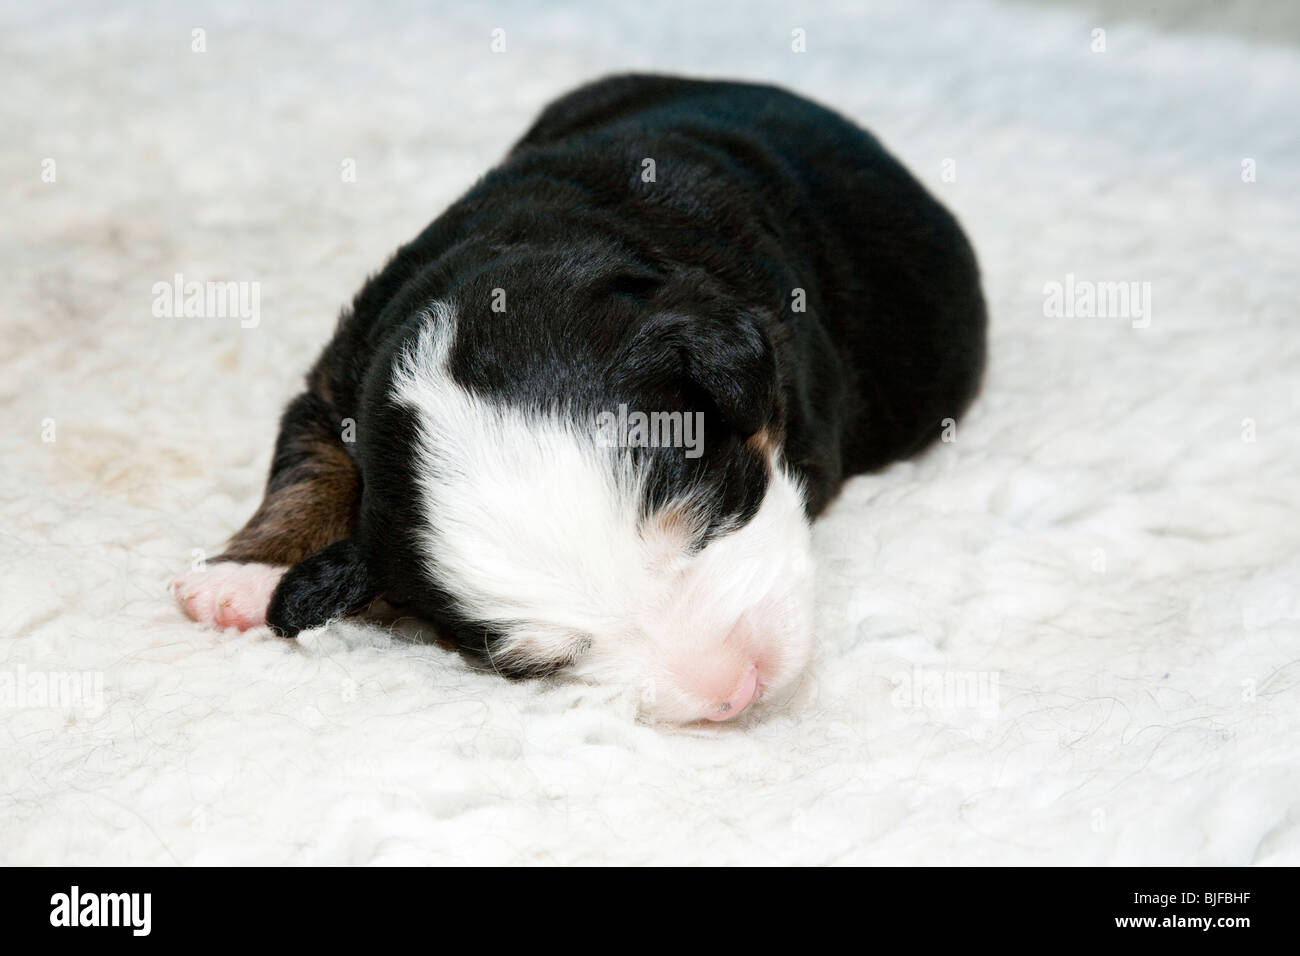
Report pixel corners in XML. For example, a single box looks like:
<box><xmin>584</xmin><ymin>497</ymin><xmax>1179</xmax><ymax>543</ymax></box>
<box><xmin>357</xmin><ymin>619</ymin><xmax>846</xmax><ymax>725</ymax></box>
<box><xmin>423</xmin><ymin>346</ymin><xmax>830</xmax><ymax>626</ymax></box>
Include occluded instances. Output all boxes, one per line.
<box><xmin>174</xmin><ymin>74</ymin><xmax>986</xmax><ymax>723</ymax></box>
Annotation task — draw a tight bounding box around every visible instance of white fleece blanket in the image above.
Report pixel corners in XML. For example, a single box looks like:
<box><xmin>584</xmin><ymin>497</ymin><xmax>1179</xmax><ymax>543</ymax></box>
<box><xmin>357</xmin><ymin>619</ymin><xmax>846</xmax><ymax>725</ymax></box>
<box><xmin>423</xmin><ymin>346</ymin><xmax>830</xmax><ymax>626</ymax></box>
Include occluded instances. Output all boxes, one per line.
<box><xmin>2</xmin><ymin>0</ymin><xmax>1297</xmax><ymax>865</ymax></box>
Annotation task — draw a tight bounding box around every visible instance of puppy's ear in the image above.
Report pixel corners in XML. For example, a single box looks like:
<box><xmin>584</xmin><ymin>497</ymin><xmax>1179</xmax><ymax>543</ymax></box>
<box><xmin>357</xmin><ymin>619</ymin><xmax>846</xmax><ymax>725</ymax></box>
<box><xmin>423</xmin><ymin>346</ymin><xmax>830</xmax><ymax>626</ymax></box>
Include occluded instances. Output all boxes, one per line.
<box><xmin>683</xmin><ymin>310</ymin><xmax>780</xmax><ymax>437</ymax></box>
<box><xmin>266</xmin><ymin>539</ymin><xmax>375</xmax><ymax>638</ymax></box>
<box><xmin>620</xmin><ymin>310</ymin><xmax>780</xmax><ymax>438</ymax></box>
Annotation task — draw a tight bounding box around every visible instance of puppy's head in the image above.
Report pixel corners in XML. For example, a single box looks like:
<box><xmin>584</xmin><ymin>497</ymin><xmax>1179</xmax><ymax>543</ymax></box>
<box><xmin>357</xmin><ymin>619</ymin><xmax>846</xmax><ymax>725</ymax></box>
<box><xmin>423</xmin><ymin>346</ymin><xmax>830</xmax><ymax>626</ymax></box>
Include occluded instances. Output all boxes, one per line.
<box><xmin>288</xmin><ymin>272</ymin><xmax>815</xmax><ymax>724</ymax></box>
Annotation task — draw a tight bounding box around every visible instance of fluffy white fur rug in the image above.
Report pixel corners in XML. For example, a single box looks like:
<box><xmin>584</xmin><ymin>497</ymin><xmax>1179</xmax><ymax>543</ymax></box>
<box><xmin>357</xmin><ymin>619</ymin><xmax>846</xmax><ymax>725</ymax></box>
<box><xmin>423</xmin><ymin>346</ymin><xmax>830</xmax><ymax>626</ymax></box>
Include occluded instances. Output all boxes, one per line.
<box><xmin>3</xmin><ymin>0</ymin><xmax>1297</xmax><ymax>865</ymax></box>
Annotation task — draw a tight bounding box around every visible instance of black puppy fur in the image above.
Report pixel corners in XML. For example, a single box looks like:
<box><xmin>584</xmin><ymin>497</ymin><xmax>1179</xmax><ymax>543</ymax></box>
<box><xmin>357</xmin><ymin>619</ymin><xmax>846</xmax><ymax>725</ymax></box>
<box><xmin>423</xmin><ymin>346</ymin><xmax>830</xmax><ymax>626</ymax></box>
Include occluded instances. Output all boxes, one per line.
<box><xmin>239</xmin><ymin>74</ymin><xmax>985</xmax><ymax>647</ymax></box>
<box><xmin>266</xmin><ymin>540</ymin><xmax>374</xmax><ymax>638</ymax></box>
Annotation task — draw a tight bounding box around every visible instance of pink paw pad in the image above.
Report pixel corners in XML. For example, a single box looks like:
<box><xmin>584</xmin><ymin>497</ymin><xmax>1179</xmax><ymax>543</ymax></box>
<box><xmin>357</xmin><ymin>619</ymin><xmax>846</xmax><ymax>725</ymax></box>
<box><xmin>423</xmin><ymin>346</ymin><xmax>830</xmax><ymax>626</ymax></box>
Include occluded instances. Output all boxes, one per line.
<box><xmin>172</xmin><ymin>562</ymin><xmax>287</xmax><ymax>631</ymax></box>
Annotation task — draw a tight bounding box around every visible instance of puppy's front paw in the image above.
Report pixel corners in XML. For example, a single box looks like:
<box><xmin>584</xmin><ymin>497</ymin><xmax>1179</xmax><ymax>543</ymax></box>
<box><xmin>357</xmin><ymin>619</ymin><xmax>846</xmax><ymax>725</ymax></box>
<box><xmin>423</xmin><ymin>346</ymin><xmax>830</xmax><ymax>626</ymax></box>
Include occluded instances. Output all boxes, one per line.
<box><xmin>172</xmin><ymin>562</ymin><xmax>287</xmax><ymax>631</ymax></box>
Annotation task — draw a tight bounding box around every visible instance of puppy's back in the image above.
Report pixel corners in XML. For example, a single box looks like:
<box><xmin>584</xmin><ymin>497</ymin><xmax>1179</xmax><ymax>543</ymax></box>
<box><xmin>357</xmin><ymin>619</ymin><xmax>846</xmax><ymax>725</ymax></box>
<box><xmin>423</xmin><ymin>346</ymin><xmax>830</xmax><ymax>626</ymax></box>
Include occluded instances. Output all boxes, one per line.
<box><xmin>514</xmin><ymin>73</ymin><xmax>987</xmax><ymax>485</ymax></box>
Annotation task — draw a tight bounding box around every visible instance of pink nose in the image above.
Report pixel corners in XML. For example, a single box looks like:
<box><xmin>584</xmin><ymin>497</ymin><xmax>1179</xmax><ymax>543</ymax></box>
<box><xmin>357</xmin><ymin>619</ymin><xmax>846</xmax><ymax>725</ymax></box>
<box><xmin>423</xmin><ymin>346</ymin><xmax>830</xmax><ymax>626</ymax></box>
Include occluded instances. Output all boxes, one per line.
<box><xmin>705</xmin><ymin>665</ymin><xmax>760</xmax><ymax>721</ymax></box>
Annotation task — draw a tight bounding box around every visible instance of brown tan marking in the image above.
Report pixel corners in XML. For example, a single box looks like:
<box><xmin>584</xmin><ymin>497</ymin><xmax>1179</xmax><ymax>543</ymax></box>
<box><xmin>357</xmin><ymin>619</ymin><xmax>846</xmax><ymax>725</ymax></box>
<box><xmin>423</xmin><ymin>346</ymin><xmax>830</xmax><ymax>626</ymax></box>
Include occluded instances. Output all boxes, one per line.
<box><xmin>219</xmin><ymin>393</ymin><xmax>359</xmax><ymax>566</ymax></box>
<box><xmin>745</xmin><ymin>426</ymin><xmax>782</xmax><ymax>468</ymax></box>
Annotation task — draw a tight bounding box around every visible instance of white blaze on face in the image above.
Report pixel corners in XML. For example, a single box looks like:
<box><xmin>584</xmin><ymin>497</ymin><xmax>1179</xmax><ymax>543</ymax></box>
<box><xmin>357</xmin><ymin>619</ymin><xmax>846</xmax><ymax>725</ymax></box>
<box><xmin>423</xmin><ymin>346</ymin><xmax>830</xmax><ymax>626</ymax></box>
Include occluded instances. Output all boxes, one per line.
<box><xmin>392</xmin><ymin>304</ymin><xmax>815</xmax><ymax>723</ymax></box>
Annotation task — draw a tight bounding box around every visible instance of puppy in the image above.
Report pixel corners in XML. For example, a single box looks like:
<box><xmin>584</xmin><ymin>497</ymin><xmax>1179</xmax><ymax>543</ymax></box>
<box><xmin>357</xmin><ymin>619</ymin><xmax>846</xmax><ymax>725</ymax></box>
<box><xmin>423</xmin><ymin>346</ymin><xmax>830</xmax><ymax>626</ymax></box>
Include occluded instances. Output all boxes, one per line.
<box><xmin>174</xmin><ymin>74</ymin><xmax>986</xmax><ymax>723</ymax></box>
